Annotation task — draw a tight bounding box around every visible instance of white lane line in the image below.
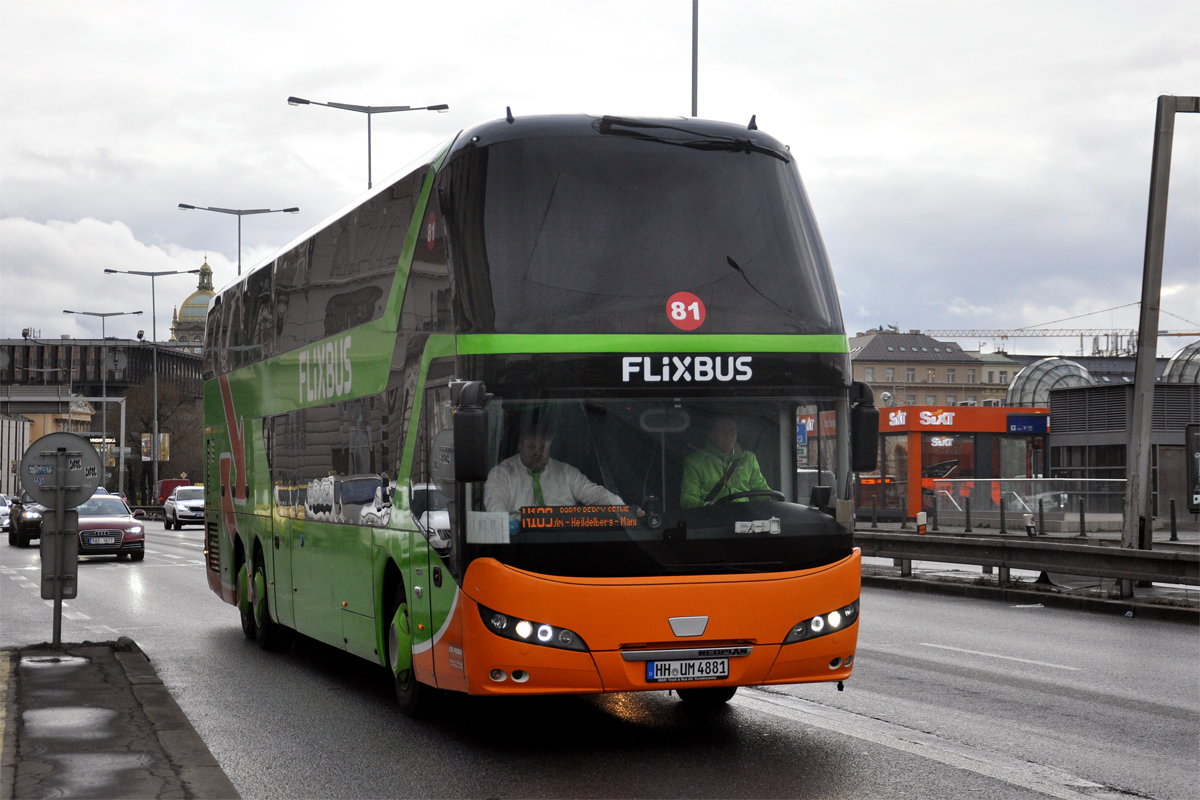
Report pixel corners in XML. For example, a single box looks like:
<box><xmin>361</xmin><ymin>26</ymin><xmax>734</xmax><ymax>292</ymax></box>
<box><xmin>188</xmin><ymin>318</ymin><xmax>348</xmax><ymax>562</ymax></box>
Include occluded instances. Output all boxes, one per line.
<box><xmin>156</xmin><ymin>553</ymin><xmax>184</xmax><ymax>559</ymax></box>
<box><xmin>919</xmin><ymin>643</ymin><xmax>1082</xmax><ymax>671</ymax></box>
<box><xmin>737</xmin><ymin>689</ymin><xmax>1133</xmax><ymax>800</ymax></box>
<box><xmin>63</xmin><ymin>611</ymin><xmax>91</xmax><ymax>620</ymax></box>
<box><xmin>8</xmin><ymin>575</ymin><xmax>28</xmax><ymax>581</ymax></box>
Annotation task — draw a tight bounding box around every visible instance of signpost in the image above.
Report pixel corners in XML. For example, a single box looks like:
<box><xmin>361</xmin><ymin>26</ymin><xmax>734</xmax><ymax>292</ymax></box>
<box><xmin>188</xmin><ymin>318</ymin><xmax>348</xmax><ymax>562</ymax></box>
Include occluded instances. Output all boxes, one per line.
<box><xmin>19</xmin><ymin>432</ymin><xmax>101</xmax><ymax>647</ymax></box>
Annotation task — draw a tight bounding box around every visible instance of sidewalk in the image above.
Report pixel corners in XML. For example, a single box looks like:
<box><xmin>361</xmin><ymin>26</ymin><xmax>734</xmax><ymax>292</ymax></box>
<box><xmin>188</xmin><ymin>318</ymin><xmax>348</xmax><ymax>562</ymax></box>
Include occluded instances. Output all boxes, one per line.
<box><xmin>1</xmin><ymin>638</ymin><xmax>238</xmax><ymax>800</ymax></box>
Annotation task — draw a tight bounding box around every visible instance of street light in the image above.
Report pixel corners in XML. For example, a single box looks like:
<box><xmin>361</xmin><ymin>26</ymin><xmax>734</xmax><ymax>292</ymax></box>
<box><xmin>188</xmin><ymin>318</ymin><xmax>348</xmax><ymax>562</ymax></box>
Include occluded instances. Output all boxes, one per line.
<box><xmin>287</xmin><ymin>96</ymin><xmax>449</xmax><ymax>189</ymax></box>
<box><xmin>177</xmin><ymin>205</ymin><xmax>300</xmax><ymax>276</ymax></box>
<box><xmin>103</xmin><ymin>269</ymin><xmax>199</xmax><ymax>496</ymax></box>
<box><xmin>63</xmin><ymin>309</ymin><xmax>143</xmax><ymax>488</ymax></box>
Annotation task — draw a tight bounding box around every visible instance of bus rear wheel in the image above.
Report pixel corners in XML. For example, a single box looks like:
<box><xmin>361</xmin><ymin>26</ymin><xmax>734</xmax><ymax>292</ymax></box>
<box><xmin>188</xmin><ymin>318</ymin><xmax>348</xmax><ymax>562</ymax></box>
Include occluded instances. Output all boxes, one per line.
<box><xmin>388</xmin><ymin>588</ymin><xmax>430</xmax><ymax>717</ymax></box>
<box><xmin>676</xmin><ymin>686</ymin><xmax>737</xmax><ymax>707</ymax></box>
<box><xmin>237</xmin><ymin>563</ymin><xmax>256</xmax><ymax>640</ymax></box>
<box><xmin>253</xmin><ymin>555</ymin><xmax>283</xmax><ymax>650</ymax></box>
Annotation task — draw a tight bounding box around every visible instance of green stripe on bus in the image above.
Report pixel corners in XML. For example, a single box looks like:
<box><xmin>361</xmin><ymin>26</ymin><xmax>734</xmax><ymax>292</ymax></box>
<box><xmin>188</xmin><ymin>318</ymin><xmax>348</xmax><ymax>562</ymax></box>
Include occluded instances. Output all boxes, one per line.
<box><xmin>456</xmin><ymin>334</ymin><xmax>849</xmax><ymax>354</ymax></box>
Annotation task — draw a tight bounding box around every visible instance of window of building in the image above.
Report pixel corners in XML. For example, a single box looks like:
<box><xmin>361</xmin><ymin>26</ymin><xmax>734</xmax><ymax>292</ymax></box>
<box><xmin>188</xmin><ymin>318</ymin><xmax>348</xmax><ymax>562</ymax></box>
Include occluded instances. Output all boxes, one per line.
<box><xmin>905</xmin><ymin>395</ymin><xmax>916</xmax><ymax>405</ymax></box>
<box><xmin>899</xmin><ymin>346</ymin><xmax>906</xmax><ymax>352</ymax></box>
<box><xmin>864</xmin><ymin>366</ymin><xmax>875</xmax><ymax>382</ymax></box>
<box><xmin>987</xmin><ymin>371</ymin><xmax>995</xmax><ymax>384</ymax></box>
<box><xmin>886</xmin><ymin>367</ymin><xmax>895</xmax><ymax>382</ymax></box>
<box><xmin>887</xmin><ymin>346</ymin><xmax>894</xmax><ymax>352</ymax></box>
<box><xmin>946</xmin><ymin>368</ymin><xmax>956</xmax><ymax>383</ymax></box>
<box><xmin>967</xmin><ymin>369</ymin><xmax>976</xmax><ymax>383</ymax></box>
<box><xmin>933</xmin><ymin>347</ymin><xmax>940</xmax><ymax>352</ymax></box>
<box><xmin>1000</xmin><ymin>371</ymin><xmax>1008</xmax><ymax>383</ymax></box>
<box><xmin>906</xmin><ymin>368</ymin><xmax>915</xmax><ymax>382</ymax></box>
<box><xmin>921</xmin><ymin>347</ymin><xmax>928</xmax><ymax>352</ymax></box>
<box><xmin>927</xmin><ymin>368</ymin><xmax>936</xmax><ymax>382</ymax></box>
<box><xmin>966</xmin><ymin>396</ymin><xmax>977</xmax><ymax>406</ymax></box>
<box><xmin>925</xmin><ymin>394</ymin><xmax>937</xmax><ymax>405</ymax></box>
<box><xmin>946</xmin><ymin>395</ymin><xmax>957</xmax><ymax>405</ymax></box>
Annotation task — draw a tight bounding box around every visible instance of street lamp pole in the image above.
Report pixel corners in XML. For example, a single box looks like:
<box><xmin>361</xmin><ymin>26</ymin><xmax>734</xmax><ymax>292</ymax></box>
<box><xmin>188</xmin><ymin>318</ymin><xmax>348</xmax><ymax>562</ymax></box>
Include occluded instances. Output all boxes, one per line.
<box><xmin>62</xmin><ymin>309</ymin><xmax>142</xmax><ymax>489</ymax></box>
<box><xmin>287</xmin><ymin>96</ymin><xmax>449</xmax><ymax>189</ymax></box>
<box><xmin>104</xmin><ymin>269</ymin><xmax>198</xmax><ymax>498</ymax></box>
<box><xmin>177</xmin><ymin>205</ymin><xmax>300</xmax><ymax>276</ymax></box>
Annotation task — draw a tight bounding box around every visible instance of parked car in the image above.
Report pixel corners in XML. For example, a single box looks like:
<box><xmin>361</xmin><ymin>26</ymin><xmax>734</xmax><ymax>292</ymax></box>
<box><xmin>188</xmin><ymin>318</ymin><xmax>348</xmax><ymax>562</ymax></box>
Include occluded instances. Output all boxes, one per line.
<box><xmin>75</xmin><ymin>493</ymin><xmax>145</xmax><ymax>561</ymax></box>
<box><xmin>9</xmin><ymin>491</ymin><xmax>47</xmax><ymax>547</ymax></box>
<box><xmin>164</xmin><ymin>486</ymin><xmax>205</xmax><ymax>529</ymax></box>
<box><xmin>0</xmin><ymin>494</ymin><xmax>10</xmax><ymax>534</ymax></box>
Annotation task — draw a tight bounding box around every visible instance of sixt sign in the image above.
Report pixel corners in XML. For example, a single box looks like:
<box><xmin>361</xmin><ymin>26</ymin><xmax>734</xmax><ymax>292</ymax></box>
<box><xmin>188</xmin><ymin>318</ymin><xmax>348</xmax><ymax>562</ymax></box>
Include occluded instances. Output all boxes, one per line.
<box><xmin>621</xmin><ymin>355</ymin><xmax>752</xmax><ymax>383</ymax></box>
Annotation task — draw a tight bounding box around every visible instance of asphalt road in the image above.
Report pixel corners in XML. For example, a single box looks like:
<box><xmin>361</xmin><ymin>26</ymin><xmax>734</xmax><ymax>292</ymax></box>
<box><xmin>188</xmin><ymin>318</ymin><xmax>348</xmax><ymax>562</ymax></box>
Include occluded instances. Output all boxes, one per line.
<box><xmin>3</xmin><ymin>522</ymin><xmax>1197</xmax><ymax>799</ymax></box>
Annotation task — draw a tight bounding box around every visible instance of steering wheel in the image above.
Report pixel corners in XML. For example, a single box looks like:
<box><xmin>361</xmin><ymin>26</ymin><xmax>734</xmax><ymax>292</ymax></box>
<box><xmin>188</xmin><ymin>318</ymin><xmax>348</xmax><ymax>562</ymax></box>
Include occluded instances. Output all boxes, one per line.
<box><xmin>716</xmin><ymin>490</ymin><xmax>786</xmax><ymax>504</ymax></box>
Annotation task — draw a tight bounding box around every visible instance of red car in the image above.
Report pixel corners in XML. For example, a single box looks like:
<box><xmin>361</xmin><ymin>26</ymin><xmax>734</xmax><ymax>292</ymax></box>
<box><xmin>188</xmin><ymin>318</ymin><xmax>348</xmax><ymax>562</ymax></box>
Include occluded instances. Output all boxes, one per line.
<box><xmin>75</xmin><ymin>493</ymin><xmax>146</xmax><ymax>561</ymax></box>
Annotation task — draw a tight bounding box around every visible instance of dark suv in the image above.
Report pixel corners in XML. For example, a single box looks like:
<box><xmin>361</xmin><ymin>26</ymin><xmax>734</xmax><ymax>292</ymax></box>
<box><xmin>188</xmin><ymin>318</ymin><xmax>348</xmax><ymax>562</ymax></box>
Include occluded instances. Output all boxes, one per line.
<box><xmin>9</xmin><ymin>491</ymin><xmax>46</xmax><ymax>547</ymax></box>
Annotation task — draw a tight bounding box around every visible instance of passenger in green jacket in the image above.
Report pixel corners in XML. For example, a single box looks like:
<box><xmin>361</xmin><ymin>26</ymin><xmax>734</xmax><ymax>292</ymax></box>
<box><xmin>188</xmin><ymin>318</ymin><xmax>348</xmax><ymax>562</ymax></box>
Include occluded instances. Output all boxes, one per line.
<box><xmin>681</xmin><ymin>415</ymin><xmax>772</xmax><ymax>508</ymax></box>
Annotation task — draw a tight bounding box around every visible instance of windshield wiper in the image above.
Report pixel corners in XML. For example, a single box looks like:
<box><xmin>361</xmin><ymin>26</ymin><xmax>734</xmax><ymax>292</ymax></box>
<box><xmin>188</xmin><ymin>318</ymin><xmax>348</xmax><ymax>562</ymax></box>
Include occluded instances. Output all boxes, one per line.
<box><xmin>596</xmin><ymin>116</ymin><xmax>791</xmax><ymax>163</ymax></box>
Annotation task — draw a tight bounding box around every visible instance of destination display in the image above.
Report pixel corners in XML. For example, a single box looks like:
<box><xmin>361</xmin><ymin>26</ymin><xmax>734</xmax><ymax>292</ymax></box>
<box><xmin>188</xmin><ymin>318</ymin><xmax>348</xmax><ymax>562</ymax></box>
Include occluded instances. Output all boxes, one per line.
<box><xmin>520</xmin><ymin>505</ymin><xmax>638</xmax><ymax>529</ymax></box>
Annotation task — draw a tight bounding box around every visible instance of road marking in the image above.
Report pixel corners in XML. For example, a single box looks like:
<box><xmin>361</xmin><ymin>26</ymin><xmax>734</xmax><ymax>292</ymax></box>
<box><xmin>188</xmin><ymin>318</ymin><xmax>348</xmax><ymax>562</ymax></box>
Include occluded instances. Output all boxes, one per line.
<box><xmin>63</xmin><ymin>611</ymin><xmax>91</xmax><ymax>620</ymax></box>
<box><xmin>737</xmin><ymin>688</ymin><xmax>1135</xmax><ymax>800</ymax></box>
<box><xmin>919</xmin><ymin>643</ymin><xmax>1082</xmax><ymax>671</ymax></box>
<box><xmin>8</xmin><ymin>575</ymin><xmax>28</xmax><ymax>581</ymax></box>
<box><xmin>156</xmin><ymin>553</ymin><xmax>184</xmax><ymax>559</ymax></box>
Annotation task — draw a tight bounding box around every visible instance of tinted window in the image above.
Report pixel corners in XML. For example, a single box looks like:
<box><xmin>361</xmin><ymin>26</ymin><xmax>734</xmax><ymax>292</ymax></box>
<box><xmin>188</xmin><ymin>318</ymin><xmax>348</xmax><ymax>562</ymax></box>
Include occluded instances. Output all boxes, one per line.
<box><xmin>446</xmin><ymin>135</ymin><xmax>843</xmax><ymax>335</ymax></box>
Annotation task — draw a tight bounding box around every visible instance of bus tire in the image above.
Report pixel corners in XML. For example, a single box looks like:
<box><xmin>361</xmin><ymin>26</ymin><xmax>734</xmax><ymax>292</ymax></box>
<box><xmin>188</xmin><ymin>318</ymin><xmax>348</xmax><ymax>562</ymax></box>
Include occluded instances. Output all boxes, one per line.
<box><xmin>676</xmin><ymin>686</ymin><xmax>737</xmax><ymax>707</ymax></box>
<box><xmin>237</xmin><ymin>562</ymin><xmax>256</xmax><ymax>640</ymax></box>
<box><xmin>388</xmin><ymin>587</ymin><xmax>430</xmax><ymax>717</ymax></box>
<box><xmin>253</xmin><ymin>553</ymin><xmax>283</xmax><ymax>650</ymax></box>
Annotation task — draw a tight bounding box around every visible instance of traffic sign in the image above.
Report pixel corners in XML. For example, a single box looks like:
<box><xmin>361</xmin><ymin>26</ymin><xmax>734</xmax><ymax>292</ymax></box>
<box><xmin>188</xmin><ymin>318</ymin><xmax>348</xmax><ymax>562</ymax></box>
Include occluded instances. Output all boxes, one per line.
<box><xmin>19</xmin><ymin>432</ymin><xmax>102</xmax><ymax>509</ymax></box>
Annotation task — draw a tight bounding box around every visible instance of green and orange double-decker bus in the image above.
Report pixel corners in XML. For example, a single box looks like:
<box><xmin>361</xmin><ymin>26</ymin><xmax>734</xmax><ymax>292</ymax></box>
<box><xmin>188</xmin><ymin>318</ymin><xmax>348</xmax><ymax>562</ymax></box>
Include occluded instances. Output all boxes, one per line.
<box><xmin>202</xmin><ymin>114</ymin><xmax>878</xmax><ymax>713</ymax></box>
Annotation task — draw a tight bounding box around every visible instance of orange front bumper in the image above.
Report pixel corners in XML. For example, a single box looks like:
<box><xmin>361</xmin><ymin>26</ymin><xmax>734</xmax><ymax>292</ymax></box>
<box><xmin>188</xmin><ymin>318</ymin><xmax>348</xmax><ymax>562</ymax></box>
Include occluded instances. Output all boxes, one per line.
<box><xmin>457</xmin><ymin>549</ymin><xmax>861</xmax><ymax>696</ymax></box>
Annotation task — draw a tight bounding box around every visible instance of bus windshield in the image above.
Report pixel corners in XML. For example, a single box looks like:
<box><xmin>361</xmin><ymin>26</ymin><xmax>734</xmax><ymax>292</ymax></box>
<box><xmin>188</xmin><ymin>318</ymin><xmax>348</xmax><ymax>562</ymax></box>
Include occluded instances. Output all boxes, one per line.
<box><xmin>448</xmin><ymin>131</ymin><xmax>843</xmax><ymax>335</ymax></box>
<box><xmin>444</xmin><ymin>394</ymin><xmax>850</xmax><ymax>578</ymax></box>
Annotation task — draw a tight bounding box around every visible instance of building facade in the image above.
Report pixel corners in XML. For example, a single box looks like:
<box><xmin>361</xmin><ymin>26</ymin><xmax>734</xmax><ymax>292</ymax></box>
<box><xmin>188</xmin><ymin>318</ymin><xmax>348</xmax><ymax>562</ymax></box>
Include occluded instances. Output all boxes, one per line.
<box><xmin>171</xmin><ymin>260</ymin><xmax>215</xmax><ymax>353</ymax></box>
<box><xmin>849</xmin><ymin>330</ymin><xmax>1013</xmax><ymax>408</ymax></box>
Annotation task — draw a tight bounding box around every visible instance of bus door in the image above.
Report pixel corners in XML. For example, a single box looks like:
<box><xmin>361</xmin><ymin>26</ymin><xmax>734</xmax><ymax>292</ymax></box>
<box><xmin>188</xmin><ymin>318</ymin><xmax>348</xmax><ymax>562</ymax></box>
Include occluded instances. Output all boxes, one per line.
<box><xmin>410</xmin><ymin>381</ymin><xmax>466</xmax><ymax>690</ymax></box>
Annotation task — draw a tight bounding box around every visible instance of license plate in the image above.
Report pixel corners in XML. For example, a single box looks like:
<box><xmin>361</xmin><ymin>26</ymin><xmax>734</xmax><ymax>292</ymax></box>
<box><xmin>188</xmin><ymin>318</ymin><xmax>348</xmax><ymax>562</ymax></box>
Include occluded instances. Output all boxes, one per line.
<box><xmin>646</xmin><ymin>658</ymin><xmax>729</xmax><ymax>683</ymax></box>
<box><xmin>89</xmin><ymin>536</ymin><xmax>116</xmax><ymax>545</ymax></box>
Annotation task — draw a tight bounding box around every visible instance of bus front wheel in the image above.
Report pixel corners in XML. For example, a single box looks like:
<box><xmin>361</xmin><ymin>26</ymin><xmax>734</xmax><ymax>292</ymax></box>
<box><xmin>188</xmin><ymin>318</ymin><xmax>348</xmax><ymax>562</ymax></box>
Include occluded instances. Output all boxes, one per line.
<box><xmin>388</xmin><ymin>588</ymin><xmax>430</xmax><ymax>717</ymax></box>
<box><xmin>677</xmin><ymin>686</ymin><xmax>737</xmax><ymax>706</ymax></box>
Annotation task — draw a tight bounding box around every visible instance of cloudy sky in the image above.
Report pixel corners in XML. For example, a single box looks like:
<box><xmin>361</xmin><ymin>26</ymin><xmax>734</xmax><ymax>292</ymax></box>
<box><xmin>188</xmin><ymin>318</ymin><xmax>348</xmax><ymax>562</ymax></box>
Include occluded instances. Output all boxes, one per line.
<box><xmin>1</xmin><ymin>1</ymin><xmax>1196</xmax><ymax>357</ymax></box>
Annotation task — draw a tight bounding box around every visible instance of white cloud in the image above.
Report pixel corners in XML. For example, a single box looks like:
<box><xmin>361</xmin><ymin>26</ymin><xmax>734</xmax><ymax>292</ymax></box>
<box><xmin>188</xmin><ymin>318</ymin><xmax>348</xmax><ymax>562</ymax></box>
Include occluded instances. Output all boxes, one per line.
<box><xmin>0</xmin><ymin>218</ymin><xmax>229</xmax><ymax>340</ymax></box>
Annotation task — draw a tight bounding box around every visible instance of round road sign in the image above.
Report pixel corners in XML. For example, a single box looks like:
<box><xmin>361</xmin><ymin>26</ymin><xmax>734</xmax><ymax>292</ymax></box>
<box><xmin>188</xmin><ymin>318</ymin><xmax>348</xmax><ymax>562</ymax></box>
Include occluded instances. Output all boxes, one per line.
<box><xmin>19</xmin><ymin>432</ymin><xmax>103</xmax><ymax>509</ymax></box>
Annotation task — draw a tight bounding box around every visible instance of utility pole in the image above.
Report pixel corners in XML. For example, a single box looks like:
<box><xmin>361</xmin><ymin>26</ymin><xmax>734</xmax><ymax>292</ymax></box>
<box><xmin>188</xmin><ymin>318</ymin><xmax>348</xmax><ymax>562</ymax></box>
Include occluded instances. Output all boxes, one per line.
<box><xmin>1121</xmin><ymin>94</ymin><xmax>1199</xmax><ymax>597</ymax></box>
<box><xmin>691</xmin><ymin>1</ymin><xmax>699</xmax><ymax>117</ymax></box>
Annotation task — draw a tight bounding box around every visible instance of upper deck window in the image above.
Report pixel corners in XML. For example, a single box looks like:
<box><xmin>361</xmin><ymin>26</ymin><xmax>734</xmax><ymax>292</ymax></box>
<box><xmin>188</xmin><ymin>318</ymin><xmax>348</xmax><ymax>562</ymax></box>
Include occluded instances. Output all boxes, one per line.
<box><xmin>447</xmin><ymin>132</ymin><xmax>843</xmax><ymax>336</ymax></box>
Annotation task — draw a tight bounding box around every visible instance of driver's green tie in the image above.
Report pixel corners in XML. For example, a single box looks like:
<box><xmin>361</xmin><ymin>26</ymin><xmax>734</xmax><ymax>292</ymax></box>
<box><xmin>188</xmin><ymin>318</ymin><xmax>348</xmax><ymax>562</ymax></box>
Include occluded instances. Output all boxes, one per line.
<box><xmin>531</xmin><ymin>470</ymin><xmax>545</xmax><ymax>506</ymax></box>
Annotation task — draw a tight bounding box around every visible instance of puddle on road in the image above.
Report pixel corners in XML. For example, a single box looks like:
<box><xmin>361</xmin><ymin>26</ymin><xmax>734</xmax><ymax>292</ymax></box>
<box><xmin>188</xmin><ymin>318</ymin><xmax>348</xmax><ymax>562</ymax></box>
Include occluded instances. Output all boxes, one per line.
<box><xmin>23</xmin><ymin>707</ymin><xmax>118</xmax><ymax>739</ymax></box>
<box><xmin>20</xmin><ymin>655</ymin><xmax>90</xmax><ymax>669</ymax></box>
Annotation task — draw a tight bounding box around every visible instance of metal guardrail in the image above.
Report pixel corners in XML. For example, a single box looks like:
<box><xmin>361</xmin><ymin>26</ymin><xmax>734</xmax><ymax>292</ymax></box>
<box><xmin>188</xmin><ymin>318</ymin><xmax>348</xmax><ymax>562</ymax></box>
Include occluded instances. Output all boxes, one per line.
<box><xmin>130</xmin><ymin>505</ymin><xmax>164</xmax><ymax>520</ymax></box>
<box><xmin>854</xmin><ymin>531</ymin><xmax>1199</xmax><ymax>586</ymax></box>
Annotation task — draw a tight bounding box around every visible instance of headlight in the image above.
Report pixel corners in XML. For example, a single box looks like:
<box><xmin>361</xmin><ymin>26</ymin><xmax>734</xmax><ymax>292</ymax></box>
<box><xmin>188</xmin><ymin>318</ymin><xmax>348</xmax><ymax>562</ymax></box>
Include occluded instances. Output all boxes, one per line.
<box><xmin>22</xmin><ymin>510</ymin><xmax>42</xmax><ymax>520</ymax></box>
<box><xmin>478</xmin><ymin>604</ymin><xmax>589</xmax><ymax>652</ymax></box>
<box><xmin>784</xmin><ymin>599</ymin><xmax>859</xmax><ymax>644</ymax></box>
<box><xmin>128</xmin><ymin>525</ymin><xmax>144</xmax><ymax>535</ymax></box>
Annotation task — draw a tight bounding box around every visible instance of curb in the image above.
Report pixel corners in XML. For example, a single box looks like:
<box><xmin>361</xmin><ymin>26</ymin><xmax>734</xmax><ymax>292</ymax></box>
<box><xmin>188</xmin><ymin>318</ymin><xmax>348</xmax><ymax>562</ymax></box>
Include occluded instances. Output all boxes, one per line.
<box><xmin>862</xmin><ymin>574</ymin><xmax>1200</xmax><ymax>624</ymax></box>
<box><xmin>111</xmin><ymin>638</ymin><xmax>241</xmax><ymax>800</ymax></box>
<box><xmin>1</xmin><ymin>651</ymin><xmax>16</xmax><ymax>800</ymax></box>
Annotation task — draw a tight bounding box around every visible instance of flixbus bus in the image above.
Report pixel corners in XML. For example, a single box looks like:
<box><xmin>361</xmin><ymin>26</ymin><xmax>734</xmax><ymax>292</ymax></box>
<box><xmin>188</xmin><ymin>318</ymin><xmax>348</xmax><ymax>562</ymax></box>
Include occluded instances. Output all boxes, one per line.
<box><xmin>202</xmin><ymin>114</ymin><xmax>878</xmax><ymax>713</ymax></box>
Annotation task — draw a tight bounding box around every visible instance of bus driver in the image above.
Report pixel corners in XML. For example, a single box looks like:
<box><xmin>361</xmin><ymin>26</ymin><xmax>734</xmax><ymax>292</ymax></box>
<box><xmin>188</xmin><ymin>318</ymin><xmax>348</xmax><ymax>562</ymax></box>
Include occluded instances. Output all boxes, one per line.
<box><xmin>484</xmin><ymin>427</ymin><xmax>627</xmax><ymax>513</ymax></box>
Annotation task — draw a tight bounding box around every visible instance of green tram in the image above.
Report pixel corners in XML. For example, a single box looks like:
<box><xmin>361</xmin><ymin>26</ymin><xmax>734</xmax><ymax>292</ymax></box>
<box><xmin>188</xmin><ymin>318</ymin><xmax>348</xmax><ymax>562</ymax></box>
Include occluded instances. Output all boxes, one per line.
<box><xmin>203</xmin><ymin>114</ymin><xmax>878</xmax><ymax>713</ymax></box>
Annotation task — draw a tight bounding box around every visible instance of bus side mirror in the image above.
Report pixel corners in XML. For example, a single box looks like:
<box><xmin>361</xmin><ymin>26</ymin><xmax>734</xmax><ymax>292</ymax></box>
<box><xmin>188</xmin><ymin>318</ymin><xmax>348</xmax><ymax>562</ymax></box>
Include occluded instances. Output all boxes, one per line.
<box><xmin>453</xmin><ymin>381</ymin><xmax>492</xmax><ymax>483</ymax></box>
<box><xmin>850</xmin><ymin>381</ymin><xmax>879</xmax><ymax>473</ymax></box>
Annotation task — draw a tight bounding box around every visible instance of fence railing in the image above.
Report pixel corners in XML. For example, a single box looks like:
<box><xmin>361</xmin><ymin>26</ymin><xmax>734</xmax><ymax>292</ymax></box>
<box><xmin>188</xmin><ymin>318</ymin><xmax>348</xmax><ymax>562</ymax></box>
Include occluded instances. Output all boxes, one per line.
<box><xmin>854</xmin><ymin>531</ymin><xmax>1199</xmax><ymax>587</ymax></box>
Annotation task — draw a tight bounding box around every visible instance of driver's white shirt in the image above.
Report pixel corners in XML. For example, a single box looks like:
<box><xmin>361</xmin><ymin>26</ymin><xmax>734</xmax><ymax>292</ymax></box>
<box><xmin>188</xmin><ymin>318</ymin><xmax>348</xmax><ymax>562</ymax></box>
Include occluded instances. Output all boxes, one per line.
<box><xmin>483</xmin><ymin>455</ymin><xmax>624</xmax><ymax>513</ymax></box>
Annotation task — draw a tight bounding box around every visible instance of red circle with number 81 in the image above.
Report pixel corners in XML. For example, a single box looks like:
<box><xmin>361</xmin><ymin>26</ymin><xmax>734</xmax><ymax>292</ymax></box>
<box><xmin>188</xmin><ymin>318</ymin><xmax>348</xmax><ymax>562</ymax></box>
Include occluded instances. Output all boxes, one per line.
<box><xmin>666</xmin><ymin>292</ymin><xmax>706</xmax><ymax>331</ymax></box>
